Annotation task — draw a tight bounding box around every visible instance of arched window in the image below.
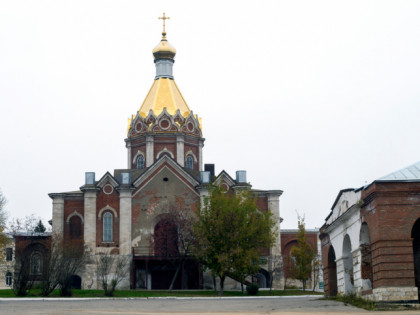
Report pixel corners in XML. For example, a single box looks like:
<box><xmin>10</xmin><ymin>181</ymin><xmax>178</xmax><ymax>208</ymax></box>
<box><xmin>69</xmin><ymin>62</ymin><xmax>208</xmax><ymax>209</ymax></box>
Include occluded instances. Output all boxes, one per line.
<box><xmin>103</xmin><ymin>212</ymin><xmax>113</xmax><ymax>242</ymax></box>
<box><xmin>5</xmin><ymin>272</ymin><xmax>12</xmax><ymax>286</ymax></box>
<box><xmin>69</xmin><ymin>216</ymin><xmax>82</xmax><ymax>239</ymax></box>
<box><xmin>186</xmin><ymin>155</ymin><xmax>193</xmax><ymax>170</ymax></box>
<box><xmin>31</xmin><ymin>253</ymin><xmax>42</xmax><ymax>275</ymax></box>
<box><xmin>137</xmin><ymin>155</ymin><xmax>145</xmax><ymax>169</ymax></box>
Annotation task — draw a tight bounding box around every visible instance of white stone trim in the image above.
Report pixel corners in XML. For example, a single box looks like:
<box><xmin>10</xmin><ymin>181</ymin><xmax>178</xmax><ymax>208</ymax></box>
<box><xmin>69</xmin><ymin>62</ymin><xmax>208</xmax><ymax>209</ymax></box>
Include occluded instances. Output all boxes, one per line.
<box><xmin>98</xmin><ymin>205</ymin><xmax>118</xmax><ymax>220</ymax></box>
<box><xmin>156</xmin><ymin>147</ymin><xmax>175</xmax><ymax>160</ymax></box>
<box><xmin>132</xmin><ymin>149</ymin><xmax>146</xmax><ymax>164</ymax></box>
<box><xmin>185</xmin><ymin>150</ymin><xmax>198</xmax><ymax>163</ymax></box>
<box><xmin>132</xmin><ymin>155</ymin><xmax>200</xmax><ymax>189</ymax></box>
<box><xmin>66</xmin><ymin>211</ymin><xmax>84</xmax><ymax>224</ymax></box>
<box><xmin>103</xmin><ymin>184</ymin><xmax>114</xmax><ymax>195</ymax></box>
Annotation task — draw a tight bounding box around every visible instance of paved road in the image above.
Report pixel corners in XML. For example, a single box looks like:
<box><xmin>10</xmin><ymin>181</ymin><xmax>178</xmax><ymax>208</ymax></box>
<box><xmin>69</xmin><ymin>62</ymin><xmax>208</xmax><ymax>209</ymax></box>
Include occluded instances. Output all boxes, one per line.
<box><xmin>0</xmin><ymin>296</ymin><xmax>419</xmax><ymax>315</ymax></box>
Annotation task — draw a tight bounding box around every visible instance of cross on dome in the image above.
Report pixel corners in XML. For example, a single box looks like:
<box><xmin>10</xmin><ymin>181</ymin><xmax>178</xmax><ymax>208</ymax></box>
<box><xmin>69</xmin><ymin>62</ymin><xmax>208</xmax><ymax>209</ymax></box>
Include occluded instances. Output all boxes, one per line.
<box><xmin>158</xmin><ymin>13</ymin><xmax>170</xmax><ymax>34</ymax></box>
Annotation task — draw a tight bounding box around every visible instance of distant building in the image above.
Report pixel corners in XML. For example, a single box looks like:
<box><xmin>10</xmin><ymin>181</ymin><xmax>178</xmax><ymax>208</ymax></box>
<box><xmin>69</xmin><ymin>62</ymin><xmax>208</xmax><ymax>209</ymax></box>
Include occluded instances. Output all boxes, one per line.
<box><xmin>0</xmin><ymin>234</ymin><xmax>14</xmax><ymax>289</ymax></box>
<box><xmin>281</xmin><ymin>229</ymin><xmax>322</xmax><ymax>290</ymax></box>
<box><xmin>320</xmin><ymin>161</ymin><xmax>420</xmax><ymax>302</ymax></box>
<box><xmin>1</xmin><ymin>232</ymin><xmax>52</xmax><ymax>289</ymax></box>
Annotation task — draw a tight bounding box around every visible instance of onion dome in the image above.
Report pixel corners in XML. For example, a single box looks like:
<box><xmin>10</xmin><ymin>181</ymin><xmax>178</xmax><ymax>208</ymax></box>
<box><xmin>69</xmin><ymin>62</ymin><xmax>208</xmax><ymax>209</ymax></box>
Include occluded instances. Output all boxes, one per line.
<box><xmin>152</xmin><ymin>32</ymin><xmax>176</xmax><ymax>60</ymax></box>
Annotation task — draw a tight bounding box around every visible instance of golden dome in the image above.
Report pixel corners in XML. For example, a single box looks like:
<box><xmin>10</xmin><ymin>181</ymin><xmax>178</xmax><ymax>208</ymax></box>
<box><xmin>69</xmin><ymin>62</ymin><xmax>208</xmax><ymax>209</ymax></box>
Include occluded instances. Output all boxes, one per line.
<box><xmin>152</xmin><ymin>32</ymin><xmax>176</xmax><ymax>60</ymax></box>
<box><xmin>138</xmin><ymin>78</ymin><xmax>190</xmax><ymax>118</ymax></box>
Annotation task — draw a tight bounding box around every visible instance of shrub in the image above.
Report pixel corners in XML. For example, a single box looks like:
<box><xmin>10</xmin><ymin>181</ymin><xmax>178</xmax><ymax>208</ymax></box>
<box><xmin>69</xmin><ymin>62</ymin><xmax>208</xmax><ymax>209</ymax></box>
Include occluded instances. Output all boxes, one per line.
<box><xmin>246</xmin><ymin>283</ymin><xmax>259</xmax><ymax>295</ymax></box>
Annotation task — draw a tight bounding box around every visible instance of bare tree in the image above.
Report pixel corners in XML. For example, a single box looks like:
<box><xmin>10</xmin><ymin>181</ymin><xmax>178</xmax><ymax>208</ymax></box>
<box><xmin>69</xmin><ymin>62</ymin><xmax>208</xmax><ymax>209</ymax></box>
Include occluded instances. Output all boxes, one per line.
<box><xmin>40</xmin><ymin>235</ymin><xmax>87</xmax><ymax>297</ymax></box>
<box><xmin>96</xmin><ymin>251</ymin><xmax>130</xmax><ymax>296</ymax></box>
<box><xmin>0</xmin><ymin>189</ymin><xmax>9</xmax><ymax>262</ymax></box>
<box><xmin>150</xmin><ymin>204</ymin><xmax>197</xmax><ymax>291</ymax></box>
<box><xmin>8</xmin><ymin>215</ymin><xmax>47</xmax><ymax>296</ymax></box>
<box><xmin>267</xmin><ymin>255</ymin><xmax>283</xmax><ymax>292</ymax></box>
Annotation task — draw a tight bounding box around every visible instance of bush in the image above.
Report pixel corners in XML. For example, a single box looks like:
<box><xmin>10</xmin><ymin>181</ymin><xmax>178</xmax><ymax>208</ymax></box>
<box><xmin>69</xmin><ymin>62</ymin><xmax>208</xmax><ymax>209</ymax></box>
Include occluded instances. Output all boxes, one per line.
<box><xmin>246</xmin><ymin>283</ymin><xmax>259</xmax><ymax>295</ymax></box>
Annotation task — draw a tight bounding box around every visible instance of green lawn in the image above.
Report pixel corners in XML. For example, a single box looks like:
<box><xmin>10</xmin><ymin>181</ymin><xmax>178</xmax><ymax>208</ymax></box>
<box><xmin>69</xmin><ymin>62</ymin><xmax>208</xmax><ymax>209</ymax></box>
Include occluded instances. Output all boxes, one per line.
<box><xmin>0</xmin><ymin>289</ymin><xmax>323</xmax><ymax>298</ymax></box>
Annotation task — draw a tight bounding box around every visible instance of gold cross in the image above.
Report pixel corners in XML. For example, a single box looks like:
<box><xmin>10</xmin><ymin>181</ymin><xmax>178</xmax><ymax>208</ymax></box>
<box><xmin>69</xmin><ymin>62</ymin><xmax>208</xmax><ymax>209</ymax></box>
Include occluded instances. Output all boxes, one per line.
<box><xmin>158</xmin><ymin>13</ymin><xmax>170</xmax><ymax>33</ymax></box>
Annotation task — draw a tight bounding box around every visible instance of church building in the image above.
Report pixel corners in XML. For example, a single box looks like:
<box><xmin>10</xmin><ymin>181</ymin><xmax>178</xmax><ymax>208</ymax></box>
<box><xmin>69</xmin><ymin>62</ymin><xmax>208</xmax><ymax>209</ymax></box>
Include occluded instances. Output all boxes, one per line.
<box><xmin>48</xmin><ymin>16</ymin><xmax>283</xmax><ymax>290</ymax></box>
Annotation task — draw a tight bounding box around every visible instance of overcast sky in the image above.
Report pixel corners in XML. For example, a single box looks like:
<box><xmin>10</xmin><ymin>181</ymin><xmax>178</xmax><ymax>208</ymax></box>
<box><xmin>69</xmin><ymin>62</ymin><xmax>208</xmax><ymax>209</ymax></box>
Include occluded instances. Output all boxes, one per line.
<box><xmin>1</xmin><ymin>0</ymin><xmax>420</xmax><ymax>229</ymax></box>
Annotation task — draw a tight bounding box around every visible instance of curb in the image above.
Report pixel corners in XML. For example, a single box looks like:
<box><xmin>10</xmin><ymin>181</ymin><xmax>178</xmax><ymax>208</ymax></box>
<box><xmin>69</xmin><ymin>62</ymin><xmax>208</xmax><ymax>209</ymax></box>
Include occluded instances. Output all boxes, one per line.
<box><xmin>0</xmin><ymin>295</ymin><xmax>320</xmax><ymax>301</ymax></box>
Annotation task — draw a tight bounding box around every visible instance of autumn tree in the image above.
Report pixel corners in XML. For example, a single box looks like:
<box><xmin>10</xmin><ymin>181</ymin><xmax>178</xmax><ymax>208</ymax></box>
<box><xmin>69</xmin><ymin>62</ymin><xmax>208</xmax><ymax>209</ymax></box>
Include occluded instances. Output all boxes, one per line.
<box><xmin>290</xmin><ymin>216</ymin><xmax>316</xmax><ymax>291</ymax></box>
<box><xmin>194</xmin><ymin>186</ymin><xmax>277</xmax><ymax>296</ymax></box>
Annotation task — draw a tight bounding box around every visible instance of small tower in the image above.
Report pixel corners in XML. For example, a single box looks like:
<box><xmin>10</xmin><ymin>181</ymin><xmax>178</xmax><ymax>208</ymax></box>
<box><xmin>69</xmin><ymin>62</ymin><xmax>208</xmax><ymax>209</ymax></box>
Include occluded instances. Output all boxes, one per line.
<box><xmin>126</xmin><ymin>14</ymin><xmax>204</xmax><ymax>171</ymax></box>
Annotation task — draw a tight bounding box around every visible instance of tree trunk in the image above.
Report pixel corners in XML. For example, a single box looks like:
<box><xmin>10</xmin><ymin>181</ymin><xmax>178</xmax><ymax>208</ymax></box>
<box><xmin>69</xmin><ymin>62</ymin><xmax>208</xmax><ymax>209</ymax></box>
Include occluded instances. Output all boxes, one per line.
<box><xmin>241</xmin><ymin>282</ymin><xmax>244</xmax><ymax>295</ymax></box>
<box><xmin>218</xmin><ymin>276</ymin><xmax>225</xmax><ymax>296</ymax></box>
<box><xmin>302</xmin><ymin>279</ymin><xmax>306</xmax><ymax>291</ymax></box>
<box><xmin>169</xmin><ymin>259</ymin><xmax>182</xmax><ymax>292</ymax></box>
<box><xmin>213</xmin><ymin>276</ymin><xmax>217</xmax><ymax>292</ymax></box>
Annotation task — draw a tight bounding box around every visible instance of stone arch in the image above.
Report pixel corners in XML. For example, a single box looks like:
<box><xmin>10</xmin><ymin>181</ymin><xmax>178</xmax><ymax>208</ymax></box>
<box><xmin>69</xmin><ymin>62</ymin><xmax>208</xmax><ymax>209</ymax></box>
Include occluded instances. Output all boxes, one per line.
<box><xmin>66</xmin><ymin>211</ymin><xmax>84</xmax><ymax>224</ymax></box>
<box><xmin>254</xmin><ymin>268</ymin><xmax>270</xmax><ymax>288</ymax></box>
<box><xmin>359</xmin><ymin>222</ymin><xmax>373</xmax><ymax>291</ymax></box>
<box><xmin>327</xmin><ymin>245</ymin><xmax>337</xmax><ymax>296</ymax></box>
<box><xmin>98</xmin><ymin>205</ymin><xmax>118</xmax><ymax>219</ymax></box>
<box><xmin>343</xmin><ymin>234</ymin><xmax>354</xmax><ymax>294</ymax></box>
<box><xmin>156</xmin><ymin>147</ymin><xmax>175</xmax><ymax>160</ymax></box>
<box><xmin>411</xmin><ymin>218</ymin><xmax>420</xmax><ymax>295</ymax></box>
<box><xmin>132</xmin><ymin>150</ymin><xmax>146</xmax><ymax>169</ymax></box>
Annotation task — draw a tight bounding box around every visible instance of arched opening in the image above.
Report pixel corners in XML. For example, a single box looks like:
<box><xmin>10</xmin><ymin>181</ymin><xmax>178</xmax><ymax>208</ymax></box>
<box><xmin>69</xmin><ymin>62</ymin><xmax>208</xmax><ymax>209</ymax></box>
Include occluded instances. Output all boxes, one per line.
<box><xmin>327</xmin><ymin>245</ymin><xmax>337</xmax><ymax>296</ymax></box>
<box><xmin>186</xmin><ymin>155</ymin><xmax>193</xmax><ymax>170</ymax></box>
<box><xmin>254</xmin><ymin>269</ymin><xmax>269</xmax><ymax>288</ymax></box>
<box><xmin>343</xmin><ymin>235</ymin><xmax>354</xmax><ymax>294</ymax></box>
<box><xmin>154</xmin><ymin>218</ymin><xmax>178</xmax><ymax>257</ymax></box>
<box><xmin>70</xmin><ymin>275</ymin><xmax>81</xmax><ymax>289</ymax></box>
<box><xmin>69</xmin><ymin>216</ymin><xmax>82</xmax><ymax>239</ymax></box>
<box><xmin>137</xmin><ymin>155</ymin><xmax>145</xmax><ymax>169</ymax></box>
<box><xmin>5</xmin><ymin>271</ymin><xmax>12</xmax><ymax>286</ymax></box>
<box><xmin>360</xmin><ymin>223</ymin><xmax>373</xmax><ymax>291</ymax></box>
<box><xmin>30</xmin><ymin>252</ymin><xmax>42</xmax><ymax>275</ymax></box>
<box><xmin>411</xmin><ymin>218</ymin><xmax>420</xmax><ymax>297</ymax></box>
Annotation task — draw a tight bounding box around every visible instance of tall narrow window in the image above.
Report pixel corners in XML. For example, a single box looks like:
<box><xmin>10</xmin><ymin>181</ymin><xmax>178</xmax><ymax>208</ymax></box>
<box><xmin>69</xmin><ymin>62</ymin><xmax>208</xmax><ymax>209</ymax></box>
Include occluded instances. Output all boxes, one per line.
<box><xmin>137</xmin><ymin>155</ymin><xmax>144</xmax><ymax>169</ymax></box>
<box><xmin>6</xmin><ymin>248</ymin><xmax>12</xmax><ymax>261</ymax></box>
<box><xmin>186</xmin><ymin>156</ymin><xmax>193</xmax><ymax>170</ymax></box>
<box><xmin>5</xmin><ymin>272</ymin><xmax>12</xmax><ymax>286</ymax></box>
<box><xmin>103</xmin><ymin>212</ymin><xmax>113</xmax><ymax>242</ymax></box>
<box><xmin>69</xmin><ymin>216</ymin><xmax>82</xmax><ymax>239</ymax></box>
<box><xmin>31</xmin><ymin>253</ymin><xmax>42</xmax><ymax>275</ymax></box>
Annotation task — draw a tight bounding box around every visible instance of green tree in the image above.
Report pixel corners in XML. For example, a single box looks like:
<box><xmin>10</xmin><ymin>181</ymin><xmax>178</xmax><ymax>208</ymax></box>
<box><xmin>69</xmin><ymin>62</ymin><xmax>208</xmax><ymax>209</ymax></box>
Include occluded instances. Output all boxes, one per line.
<box><xmin>290</xmin><ymin>216</ymin><xmax>316</xmax><ymax>291</ymax></box>
<box><xmin>34</xmin><ymin>220</ymin><xmax>46</xmax><ymax>233</ymax></box>
<box><xmin>194</xmin><ymin>186</ymin><xmax>277</xmax><ymax>296</ymax></box>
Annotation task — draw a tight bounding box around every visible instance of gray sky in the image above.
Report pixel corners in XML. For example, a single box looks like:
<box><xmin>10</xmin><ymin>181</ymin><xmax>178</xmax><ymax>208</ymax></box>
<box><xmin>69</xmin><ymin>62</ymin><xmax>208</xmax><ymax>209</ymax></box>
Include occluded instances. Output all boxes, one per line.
<box><xmin>1</xmin><ymin>0</ymin><xmax>420</xmax><ymax>229</ymax></box>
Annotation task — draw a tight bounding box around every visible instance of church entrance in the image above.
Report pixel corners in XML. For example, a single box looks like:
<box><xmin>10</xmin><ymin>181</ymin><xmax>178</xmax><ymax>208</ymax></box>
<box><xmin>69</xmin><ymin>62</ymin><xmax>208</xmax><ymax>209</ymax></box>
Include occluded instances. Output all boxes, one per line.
<box><xmin>327</xmin><ymin>246</ymin><xmax>337</xmax><ymax>296</ymax></box>
<box><xmin>411</xmin><ymin>218</ymin><xmax>420</xmax><ymax>297</ymax></box>
<box><xmin>132</xmin><ymin>259</ymin><xmax>201</xmax><ymax>290</ymax></box>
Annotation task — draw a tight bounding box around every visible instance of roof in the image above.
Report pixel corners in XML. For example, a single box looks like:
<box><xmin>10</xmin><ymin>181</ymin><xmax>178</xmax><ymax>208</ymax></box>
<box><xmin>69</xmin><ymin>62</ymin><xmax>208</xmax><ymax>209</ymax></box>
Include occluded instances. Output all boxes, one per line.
<box><xmin>377</xmin><ymin>160</ymin><xmax>420</xmax><ymax>181</ymax></box>
<box><xmin>138</xmin><ymin>78</ymin><xmax>191</xmax><ymax>118</ymax></box>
